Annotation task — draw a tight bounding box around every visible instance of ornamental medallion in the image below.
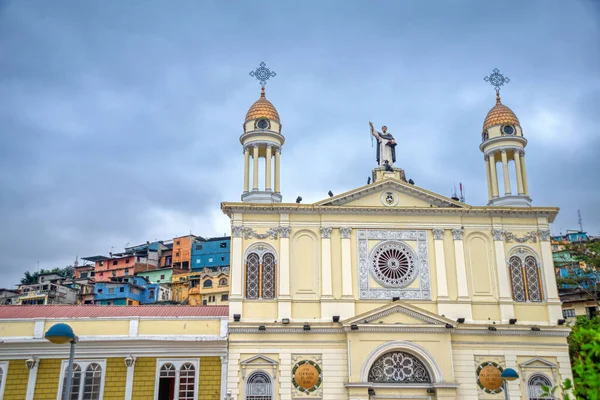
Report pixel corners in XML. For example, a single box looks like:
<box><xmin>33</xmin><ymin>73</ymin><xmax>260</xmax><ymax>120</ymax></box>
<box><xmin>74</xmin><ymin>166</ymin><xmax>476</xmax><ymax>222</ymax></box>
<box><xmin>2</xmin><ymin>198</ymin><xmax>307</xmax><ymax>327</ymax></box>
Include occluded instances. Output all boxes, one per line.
<box><xmin>291</xmin><ymin>355</ymin><xmax>322</xmax><ymax>398</ymax></box>
<box><xmin>476</xmin><ymin>361</ymin><xmax>504</xmax><ymax>395</ymax></box>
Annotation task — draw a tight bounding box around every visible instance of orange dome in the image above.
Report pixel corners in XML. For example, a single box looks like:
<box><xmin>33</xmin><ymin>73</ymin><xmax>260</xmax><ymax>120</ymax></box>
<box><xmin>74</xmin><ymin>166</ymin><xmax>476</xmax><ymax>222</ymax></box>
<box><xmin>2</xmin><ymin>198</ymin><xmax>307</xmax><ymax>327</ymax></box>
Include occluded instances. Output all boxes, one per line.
<box><xmin>245</xmin><ymin>87</ymin><xmax>280</xmax><ymax>123</ymax></box>
<box><xmin>483</xmin><ymin>93</ymin><xmax>520</xmax><ymax>131</ymax></box>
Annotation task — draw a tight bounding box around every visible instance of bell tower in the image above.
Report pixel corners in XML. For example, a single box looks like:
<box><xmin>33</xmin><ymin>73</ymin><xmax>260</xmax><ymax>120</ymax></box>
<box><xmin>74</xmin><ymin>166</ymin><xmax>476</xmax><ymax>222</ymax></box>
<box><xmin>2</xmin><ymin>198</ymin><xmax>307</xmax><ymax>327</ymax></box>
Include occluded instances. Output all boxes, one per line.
<box><xmin>241</xmin><ymin>63</ymin><xmax>284</xmax><ymax>203</ymax></box>
<box><xmin>480</xmin><ymin>69</ymin><xmax>531</xmax><ymax>207</ymax></box>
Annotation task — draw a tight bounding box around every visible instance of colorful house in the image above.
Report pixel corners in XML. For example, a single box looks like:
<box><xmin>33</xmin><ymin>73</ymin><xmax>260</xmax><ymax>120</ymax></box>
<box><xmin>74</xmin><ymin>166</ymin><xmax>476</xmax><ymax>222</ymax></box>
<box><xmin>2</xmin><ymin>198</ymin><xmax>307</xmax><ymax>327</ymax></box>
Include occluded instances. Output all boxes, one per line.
<box><xmin>18</xmin><ymin>274</ymin><xmax>78</xmax><ymax>305</ymax></box>
<box><xmin>0</xmin><ymin>305</ymin><xmax>228</xmax><ymax>400</ymax></box>
<box><xmin>136</xmin><ymin>267</ymin><xmax>187</xmax><ymax>285</ymax></box>
<box><xmin>172</xmin><ymin>235</ymin><xmax>195</xmax><ymax>270</ymax></box>
<box><xmin>191</xmin><ymin>236</ymin><xmax>231</xmax><ymax>270</ymax></box>
<box><xmin>188</xmin><ymin>268</ymin><xmax>230</xmax><ymax>306</ymax></box>
<box><xmin>94</xmin><ymin>276</ymin><xmax>169</xmax><ymax>305</ymax></box>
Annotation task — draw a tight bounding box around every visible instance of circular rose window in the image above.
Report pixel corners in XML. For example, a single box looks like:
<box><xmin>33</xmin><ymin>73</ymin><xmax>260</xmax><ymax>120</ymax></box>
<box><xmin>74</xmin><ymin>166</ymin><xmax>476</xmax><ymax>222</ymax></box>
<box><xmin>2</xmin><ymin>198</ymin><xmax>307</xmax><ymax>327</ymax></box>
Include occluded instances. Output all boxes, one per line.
<box><xmin>370</xmin><ymin>241</ymin><xmax>417</xmax><ymax>287</ymax></box>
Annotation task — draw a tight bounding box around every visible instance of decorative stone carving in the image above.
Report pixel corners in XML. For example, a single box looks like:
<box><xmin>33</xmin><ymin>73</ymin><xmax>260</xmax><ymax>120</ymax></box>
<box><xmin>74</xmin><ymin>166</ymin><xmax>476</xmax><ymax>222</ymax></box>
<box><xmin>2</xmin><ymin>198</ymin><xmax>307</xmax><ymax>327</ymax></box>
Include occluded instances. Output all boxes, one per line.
<box><xmin>279</xmin><ymin>226</ymin><xmax>291</xmax><ymax>239</ymax></box>
<box><xmin>538</xmin><ymin>230</ymin><xmax>551</xmax><ymax>242</ymax></box>
<box><xmin>340</xmin><ymin>227</ymin><xmax>352</xmax><ymax>239</ymax></box>
<box><xmin>504</xmin><ymin>231</ymin><xmax>537</xmax><ymax>243</ymax></box>
<box><xmin>320</xmin><ymin>227</ymin><xmax>332</xmax><ymax>239</ymax></box>
<box><xmin>492</xmin><ymin>229</ymin><xmax>504</xmax><ymax>241</ymax></box>
<box><xmin>232</xmin><ymin>226</ymin><xmax>244</xmax><ymax>238</ymax></box>
<box><xmin>291</xmin><ymin>354</ymin><xmax>323</xmax><ymax>398</ymax></box>
<box><xmin>243</xmin><ymin>227</ymin><xmax>279</xmax><ymax>240</ymax></box>
<box><xmin>432</xmin><ymin>229</ymin><xmax>444</xmax><ymax>240</ymax></box>
<box><xmin>357</xmin><ymin>229</ymin><xmax>431</xmax><ymax>300</ymax></box>
<box><xmin>451</xmin><ymin>228</ymin><xmax>464</xmax><ymax>240</ymax></box>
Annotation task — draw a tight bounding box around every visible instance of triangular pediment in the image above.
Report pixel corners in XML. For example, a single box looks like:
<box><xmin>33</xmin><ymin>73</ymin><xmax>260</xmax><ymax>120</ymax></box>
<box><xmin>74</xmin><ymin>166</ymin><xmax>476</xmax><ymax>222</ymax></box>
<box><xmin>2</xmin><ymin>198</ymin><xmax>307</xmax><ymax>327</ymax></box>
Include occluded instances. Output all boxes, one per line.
<box><xmin>520</xmin><ymin>357</ymin><xmax>558</xmax><ymax>369</ymax></box>
<box><xmin>343</xmin><ymin>301</ymin><xmax>455</xmax><ymax>326</ymax></box>
<box><xmin>314</xmin><ymin>178</ymin><xmax>467</xmax><ymax>208</ymax></box>
<box><xmin>240</xmin><ymin>355</ymin><xmax>278</xmax><ymax>366</ymax></box>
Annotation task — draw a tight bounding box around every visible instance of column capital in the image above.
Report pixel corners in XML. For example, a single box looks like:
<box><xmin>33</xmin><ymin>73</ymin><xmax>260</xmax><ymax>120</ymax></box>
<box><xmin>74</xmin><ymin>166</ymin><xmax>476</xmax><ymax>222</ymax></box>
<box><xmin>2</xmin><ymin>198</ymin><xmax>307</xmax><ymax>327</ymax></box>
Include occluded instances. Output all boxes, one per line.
<box><xmin>279</xmin><ymin>226</ymin><xmax>291</xmax><ymax>238</ymax></box>
<box><xmin>501</xmin><ymin>149</ymin><xmax>507</xmax><ymax>155</ymax></box>
<box><xmin>432</xmin><ymin>228</ymin><xmax>445</xmax><ymax>240</ymax></box>
<box><xmin>538</xmin><ymin>229</ymin><xmax>551</xmax><ymax>241</ymax></box>
<box><xmin>484</xmin><ymin>154</ymin><xmax>490</xmax><ymax>161</ymax></box>
<box><xmin>340</xmin><ymin>227</ymin><xmax>352</xmax><ymax>239</ymax></box>
<box><xmin>220</xmin><ymin>355</ymin><xmax>228</xmax><ymax>364</ymax></box>
<box><xmin>451</xmin><ymin>228</ymin><xmax>464</xmax><ymax>241</ymax></box>
<box><xmin>232</xmin><ymin>226</ymin><xmax>244</xmax><ymax>238</ymax></box>
<box><xmin>492</xmin><ymin>229</ymin><xmax>504</xmax><ymax>241</ymax></box>
<box><xmin>320</xmin><ymin>227</ymin><xmax>332</xmax><ymax>239</ymax></box>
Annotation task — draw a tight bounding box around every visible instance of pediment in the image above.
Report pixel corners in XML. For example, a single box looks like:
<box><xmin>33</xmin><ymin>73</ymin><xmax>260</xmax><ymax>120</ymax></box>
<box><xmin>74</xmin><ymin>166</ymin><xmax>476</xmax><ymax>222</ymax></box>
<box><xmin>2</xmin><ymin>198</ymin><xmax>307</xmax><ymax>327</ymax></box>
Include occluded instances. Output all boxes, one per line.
<box><xmin>314</xmin><ymin>179</ymin><xmax>467</xmax><ymax>208</ymax></box>
<box><xmin>520</xmin><ymin>357</ymin><xmax>557</xmax><ymax>369</ymax></box>
<box><xmin>343</xmin><ymin>301</ymin><xmax>455</xmax><ymax>326</ymax></box>
<box><xmin>240</xmin><ymin>354</ymin><xmax>278</xmax><ymax>366</ymax></box>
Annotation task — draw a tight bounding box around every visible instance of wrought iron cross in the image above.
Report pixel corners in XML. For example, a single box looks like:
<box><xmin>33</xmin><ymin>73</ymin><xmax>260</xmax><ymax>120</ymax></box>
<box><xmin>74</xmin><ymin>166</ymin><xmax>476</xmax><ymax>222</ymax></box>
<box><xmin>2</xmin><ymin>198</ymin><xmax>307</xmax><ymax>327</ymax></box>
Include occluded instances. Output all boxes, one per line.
<box><xmin>484</xmin><ymin>68</ymin><xmax>510</xmax><ymax>93</ymax></box>
<box><xmin>249</xmin><ymin>62</ymin><xmax>276</xmax><ymax>86</ymax></box>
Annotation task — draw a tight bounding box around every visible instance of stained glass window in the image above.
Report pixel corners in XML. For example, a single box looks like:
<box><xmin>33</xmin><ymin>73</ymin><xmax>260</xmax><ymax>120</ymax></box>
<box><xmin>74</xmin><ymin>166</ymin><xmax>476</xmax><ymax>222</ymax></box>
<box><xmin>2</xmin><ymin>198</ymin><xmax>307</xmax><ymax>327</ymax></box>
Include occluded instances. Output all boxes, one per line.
<box><xmin>368</xmin><ymin>351</ymin><xmax>431</xmax><ymax>383</ymax></box>
<box><xmin>246</xmin><ymin>253</ymin><xmax>260</xmax><ymax>299</ymax></box>
<box><xmin>245</xmin><ymin>250</ymin><xmax>276</xmax><ymax>300</ymax></box>
<box><xmin>262</xmin><ymin>253</ymin><xmax>276</xmax><ymax>299</ymax></box>
<box><xmin>525</xmin><ymin>256</ymin><xmax>542</xmax><ymax>302</ymax></box>
<box><xmin>508</xmin><ymin>250</ymin><xmax>544</xmax><ymax>303</ymax></box>
<box><xmin>509</xmin><ymin>256</ymin><xmax>526</xmax><ymax>302</ymax></box>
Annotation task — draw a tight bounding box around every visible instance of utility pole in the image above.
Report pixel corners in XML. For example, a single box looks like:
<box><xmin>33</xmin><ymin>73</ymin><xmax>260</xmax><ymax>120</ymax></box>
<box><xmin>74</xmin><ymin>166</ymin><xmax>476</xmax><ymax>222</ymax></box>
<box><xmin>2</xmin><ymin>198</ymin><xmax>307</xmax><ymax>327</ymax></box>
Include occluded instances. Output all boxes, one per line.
<box><xmin>578</xmin><ymin>209</ymin><xmax>583</xmax><ymax>232</ymax></box>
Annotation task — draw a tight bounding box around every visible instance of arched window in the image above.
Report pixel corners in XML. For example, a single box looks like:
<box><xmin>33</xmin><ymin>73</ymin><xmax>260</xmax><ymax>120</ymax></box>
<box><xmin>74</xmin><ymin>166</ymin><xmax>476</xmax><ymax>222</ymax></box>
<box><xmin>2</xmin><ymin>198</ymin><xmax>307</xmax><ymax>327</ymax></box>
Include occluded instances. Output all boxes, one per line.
<box><xmin>508</xmin><ymin>248</ymin><xmax>544</xmax><ymax>302</ymax></box>
<box><xmin>246</xmin><ymin>371</ymin><xmax>272</xmax><ymax>400</ymax></box>
<box><xmin>219</xmin><ymin>278</ymin><xmax>228</xmax><ymax>286</ymax></box>
<box><xmin>527</xmin><ymin>373</ymin><xmax>554</xmax><ymax>399</ymax></box>
<box><xmin>368</xmin><ymin>351</ymin><xmax>431</xmax><ymax>383</ymax></box>
<box><xmin>203</xmin><ymin>280</ymin><xmax>213</xmax><ymax>288</ymax></box>
<box><xmin>179</xmin><ymin>363</ymin><xmax>196</xmax><ymax>400</ymax></box>
<box><xmin>245</xmin><ymin>249</ymin><xmax>276</xmax><ymax>300</ymax></box>
<box><xmin>60</xmin><ymin>361</ymin><xmax>105</xmax><ymax>400</ymax></box>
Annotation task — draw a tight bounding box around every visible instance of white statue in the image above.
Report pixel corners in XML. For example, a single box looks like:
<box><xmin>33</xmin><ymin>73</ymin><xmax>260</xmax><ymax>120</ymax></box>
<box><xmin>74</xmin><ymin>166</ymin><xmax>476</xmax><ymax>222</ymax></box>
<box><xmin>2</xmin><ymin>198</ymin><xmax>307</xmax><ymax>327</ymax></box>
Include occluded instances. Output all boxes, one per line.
<box><xmin>370</xmin><ymin>121</ymin><xmax>397</xmax><ymax>167</ymax></box>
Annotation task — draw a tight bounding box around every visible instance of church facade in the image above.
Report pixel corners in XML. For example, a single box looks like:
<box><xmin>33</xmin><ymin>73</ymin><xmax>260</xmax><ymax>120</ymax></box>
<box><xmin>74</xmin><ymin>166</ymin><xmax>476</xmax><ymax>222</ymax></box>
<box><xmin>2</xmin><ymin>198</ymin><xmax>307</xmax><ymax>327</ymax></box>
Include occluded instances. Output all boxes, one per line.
<box><xmin>222</xmin><ymin>82</ymin><xmax>572</xmax><ymax>400</ymax></box>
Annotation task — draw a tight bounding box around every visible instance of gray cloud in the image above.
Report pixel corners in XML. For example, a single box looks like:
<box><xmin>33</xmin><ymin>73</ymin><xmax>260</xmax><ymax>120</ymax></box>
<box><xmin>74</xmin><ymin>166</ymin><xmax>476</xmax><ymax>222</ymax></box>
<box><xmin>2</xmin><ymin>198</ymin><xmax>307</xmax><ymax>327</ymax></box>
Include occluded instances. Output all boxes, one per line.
<box><xmin>1</xmin><ymin>0</ymin><xmax>599</xmax><ymax>287</ymax></box>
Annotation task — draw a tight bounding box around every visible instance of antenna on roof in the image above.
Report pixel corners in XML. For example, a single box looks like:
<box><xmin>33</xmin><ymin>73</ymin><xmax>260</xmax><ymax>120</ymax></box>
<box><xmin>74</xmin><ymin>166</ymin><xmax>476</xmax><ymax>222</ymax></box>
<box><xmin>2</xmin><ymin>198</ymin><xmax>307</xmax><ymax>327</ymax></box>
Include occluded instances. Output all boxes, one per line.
<box><xmin>578</xmin><ymin>209</ymin><xmax>583</xmax><ymax>232</ymax></box>
<box><xmin>450</xmin><ymin>182</ymin><xmax>459</xmax><ymax>202</ymax></box>
<box><xmin>459</xmin><ymin>182</ymin><xmax>465</xmax><ymax>203</ymax></box>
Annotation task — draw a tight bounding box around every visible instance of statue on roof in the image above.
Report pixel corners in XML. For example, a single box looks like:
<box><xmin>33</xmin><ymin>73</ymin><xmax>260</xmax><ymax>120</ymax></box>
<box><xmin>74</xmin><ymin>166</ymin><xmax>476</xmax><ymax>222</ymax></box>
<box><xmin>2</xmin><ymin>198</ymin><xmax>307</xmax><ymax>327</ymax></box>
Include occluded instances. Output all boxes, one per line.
<box><xmin>370</xmin><ymin>121</ymin><xmax>397</xmax><ymax>167</ymax></box>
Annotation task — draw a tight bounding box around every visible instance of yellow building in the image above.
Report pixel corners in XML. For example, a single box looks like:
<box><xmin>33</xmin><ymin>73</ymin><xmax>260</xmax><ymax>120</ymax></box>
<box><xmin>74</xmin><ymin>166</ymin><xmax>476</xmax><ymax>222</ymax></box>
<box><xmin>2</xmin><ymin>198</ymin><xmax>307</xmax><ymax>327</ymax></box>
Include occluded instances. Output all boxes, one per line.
<box><xmin>189</xmin><ymin>268</ymin><xmax>230</xmax><ymax>306</ymax></box>
<box><xmin>0</xmin><ymin>305</ymin><xmax>228</xmax><ymax>400</ymax></box>
<box><xmin>221</xmin><ymin>75</ymin><xmax>572</xmax><ymax>399</ymax></box>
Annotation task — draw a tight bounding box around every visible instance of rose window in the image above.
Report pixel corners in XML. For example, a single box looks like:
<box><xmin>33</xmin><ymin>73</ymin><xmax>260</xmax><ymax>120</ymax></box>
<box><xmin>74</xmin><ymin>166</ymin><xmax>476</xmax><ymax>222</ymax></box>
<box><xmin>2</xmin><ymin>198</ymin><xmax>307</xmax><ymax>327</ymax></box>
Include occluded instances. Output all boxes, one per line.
<box><xmin>370</xmin><ymin>241</ymin><xmax>417</xmax><ymax>287</ymax></box>
<box><xmin>368</xmin><ymin>351</ymin><xmax>431</xmax><ymax>383</ymax></box>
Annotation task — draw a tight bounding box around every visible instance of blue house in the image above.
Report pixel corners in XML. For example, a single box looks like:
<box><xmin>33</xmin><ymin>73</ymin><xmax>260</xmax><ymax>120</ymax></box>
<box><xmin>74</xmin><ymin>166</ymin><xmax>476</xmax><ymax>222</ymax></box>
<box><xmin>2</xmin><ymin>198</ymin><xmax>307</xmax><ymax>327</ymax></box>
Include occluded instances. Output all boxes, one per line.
<box><xmin>93</xmin><ymin>276</ymin><xmax>168</xmax><ymax>305</ymax></box>
<box><xmin>191</xmin><ymin>236</ymin><xmax>230</xmax><ymax>271</ymax></box>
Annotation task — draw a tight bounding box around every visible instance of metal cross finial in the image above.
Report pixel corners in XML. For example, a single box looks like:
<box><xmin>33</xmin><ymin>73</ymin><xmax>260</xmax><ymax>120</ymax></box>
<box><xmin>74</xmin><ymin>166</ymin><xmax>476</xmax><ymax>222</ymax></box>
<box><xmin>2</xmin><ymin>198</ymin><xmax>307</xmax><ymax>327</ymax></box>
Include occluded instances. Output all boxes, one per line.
<box><xmin>250</xmin><ymin>62</ymin><xmax>276</xmax><ymax>86</ymax></box>
<box><xmin>484</xmin><ymin>68</ymin><xmax>510</xmax><ymax>93</ymax></box>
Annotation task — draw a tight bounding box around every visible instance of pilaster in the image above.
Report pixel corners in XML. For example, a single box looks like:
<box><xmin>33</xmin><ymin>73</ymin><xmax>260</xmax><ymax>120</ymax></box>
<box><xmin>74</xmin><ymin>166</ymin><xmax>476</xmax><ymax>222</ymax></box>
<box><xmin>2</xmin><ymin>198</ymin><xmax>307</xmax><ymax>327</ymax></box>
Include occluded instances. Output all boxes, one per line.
<box><xmin>320</xmin><ymin>227</ymin><xmax>333</xmax><ymax>299</ymax></box>
<box><xmin>492</xmin><ymin>228</ymin><xmax>515</xmax><ymax>323</ymax></box>
<box><xmin>220</xmin><ymin>355</ymin><xmax>228</xmax><ymax>400</ymax></box>
<box><xmin>432</xmin><ymin>229</ymin><xmax>449</xmax><ymax>300</ymax></box>
<box><xmin>452</xmin><ymin>228</ymin><xmax>473</xmax><ymax>321</ymax></box>
<box><xmin>278</xmin><ymin>222</ymin><xmax>291</xmax><ymax>320</ymax></box>
<box><xmin>230</xmin><ymin>225</ymin><xmax>244</xmax><ymax>317</ymax></box>
<box><xmin>25</xmin><ymin>358</ymin><xmax>39</xmax><ymax>400</ymax></box>
<box><xmin>340</xmin><ymin>227</ymin><xmax>353</xmax><ymax>299</ymax></box>
<box><xmin>539</xmin><ymin>229</ymin><xmax>563</xmax><ymax>322</ymax></box>
<box><xmin>124</xmin><ymin>357</ymin><xmax>135</xmax><ymax>400</ymax></box>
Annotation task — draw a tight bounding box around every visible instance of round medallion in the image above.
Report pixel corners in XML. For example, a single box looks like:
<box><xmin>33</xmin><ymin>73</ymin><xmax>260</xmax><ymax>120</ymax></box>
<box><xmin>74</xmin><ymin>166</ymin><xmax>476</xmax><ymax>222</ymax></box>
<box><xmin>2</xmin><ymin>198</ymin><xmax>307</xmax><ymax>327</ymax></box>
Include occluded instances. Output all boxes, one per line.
<box><xmin>292</xmin><ymin>360</ymin><xmax>322</xmax><ymax>393</ymax></box>
<box><xmin>380</xmin><ymin>191</ymin><xmax>399</xmax><ymax>206</ymax></box>
<box><xmin>476</xmin><ymin>362</ymin><xmax>504</xmax><ymax>394</ymax></box>
<box><xmin>370</xmin><ymin>241</ymin><xmax>417</xmax><ymax>288</ymax></box>
<box><xmin>256</xmin><ymin>119</ymin><xmax>269</xmax><ymax>130</ymax></box>
<box><xmin>502</xmin><ymin>125</ymin><xmax>515</xmax><ymax>135</ymax></box>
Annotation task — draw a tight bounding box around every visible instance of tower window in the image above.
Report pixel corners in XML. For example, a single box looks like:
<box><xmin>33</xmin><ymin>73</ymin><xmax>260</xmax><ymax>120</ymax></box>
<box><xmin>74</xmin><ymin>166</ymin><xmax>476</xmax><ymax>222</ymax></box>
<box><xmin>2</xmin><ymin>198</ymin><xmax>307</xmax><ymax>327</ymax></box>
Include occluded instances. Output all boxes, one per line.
<box><xmin>502</xmin><ymin>125</ymin><xmax>515</xmax><ymax>135</ymax></box>
<box><xmin>508</xmin><ymin>249</ymin><xmax>543</xmax><ymax>302</ymax></box>
<box><xmin>256</xmin><ymin>119</ymin><xmax>269</xmax><ymax>130</ymax></box>
<box><xmin>245</xmin><ymin>251</ymin><xmax>276</xmax><ymax>300</ymax></box>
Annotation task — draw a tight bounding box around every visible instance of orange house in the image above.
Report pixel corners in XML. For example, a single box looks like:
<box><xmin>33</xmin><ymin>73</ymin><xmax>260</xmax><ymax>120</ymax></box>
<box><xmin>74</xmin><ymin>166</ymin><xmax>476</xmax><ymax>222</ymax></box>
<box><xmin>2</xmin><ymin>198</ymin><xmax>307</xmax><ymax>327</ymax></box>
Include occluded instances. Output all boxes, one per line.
<box><xmin>83</xmin><ymin>254</ymin><xmax>158</xmax><ymax>282</ymax></box>
<box><xmin>172</xmin><ymin>235</ymin><xmax>195</xmax><ymax>270</ymax></box>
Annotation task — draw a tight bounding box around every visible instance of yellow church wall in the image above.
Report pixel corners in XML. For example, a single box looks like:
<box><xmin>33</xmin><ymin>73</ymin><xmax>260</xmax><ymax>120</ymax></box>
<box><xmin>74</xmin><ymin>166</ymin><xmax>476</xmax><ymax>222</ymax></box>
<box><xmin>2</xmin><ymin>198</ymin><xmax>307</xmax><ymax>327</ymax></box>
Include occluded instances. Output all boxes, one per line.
<box><xmin>44</xmin><ymin>320</ymin><xmax>130</xmax><ymax>336</ymax></box>
<box><xmin>472</xmin><ymin>304</ymin><xmax>502</xmax><ymax>321</ymax></box>
<box><xmin>464</xmin><ymin>231</ymin><xmax>498</xmax><ymax>300</ymax></box>
<box><xmin>0</xmin><ymin>321</ymin><xmax>34</xmax><ymax>337</ymax></box>
<box><xmin>4</xmin><ymin>359</ymin><xmax>29</xmax><ymax>399</ymax></box>
<box><xmin>104</xmin><ymin>358</ymin><xmax>127</xmax><ymax>399</ymax></box>
<box><xmin>242</xmin><ymin>214</ymin><xmax>281</xmax><ymax>222</ymax></box>
<box><xmin>243</xmin><ymin>301</ymin><xmax>278</xmax><ymax>318</ymax></box>
<box><xmin>514</xmin><ymin>304</ymin><xmax>549</xmax><ymax>322</ymax></box>
<box><xmin>132</xmin><ymin>357</ymin><xmax>157</xmax><ymax>399</ymax></box>
<box><xmin>138</xmin><ymin>319</ymin><xmax>221</xmax><ymax>335</ymax></box>
<box><xmin>292</xmin><ymin>301</ymin><xmax>321</xmax><ymax>320</ymax></box>
<box><xmin>291</xmin><ymin>229</ymin><xmax>320</xmax><ymax>299</ymax></box>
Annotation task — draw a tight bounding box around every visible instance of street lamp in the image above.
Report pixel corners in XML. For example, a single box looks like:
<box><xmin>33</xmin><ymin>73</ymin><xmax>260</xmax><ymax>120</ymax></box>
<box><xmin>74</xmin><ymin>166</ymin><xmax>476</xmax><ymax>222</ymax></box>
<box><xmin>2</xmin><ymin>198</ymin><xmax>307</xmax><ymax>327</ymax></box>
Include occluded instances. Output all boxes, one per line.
<box><xmin>45</xmin><ymin>323</ymin><xmax>78</xmax><ymax>400</ymax></box>
<box><xmin>501</xmin><ymin>368</ymin><xmax>519</xmax><ymax>400</ymax></box>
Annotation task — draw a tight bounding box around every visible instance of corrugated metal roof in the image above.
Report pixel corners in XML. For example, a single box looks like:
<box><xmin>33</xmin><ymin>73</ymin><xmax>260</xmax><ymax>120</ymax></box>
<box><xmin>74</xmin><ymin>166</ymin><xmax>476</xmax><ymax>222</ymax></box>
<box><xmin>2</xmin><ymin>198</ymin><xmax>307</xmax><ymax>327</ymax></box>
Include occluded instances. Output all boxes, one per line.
<box><xmin>0</xmin><ymin>305</ymin><xmax>228</xmax><ymax>319</ymax></box>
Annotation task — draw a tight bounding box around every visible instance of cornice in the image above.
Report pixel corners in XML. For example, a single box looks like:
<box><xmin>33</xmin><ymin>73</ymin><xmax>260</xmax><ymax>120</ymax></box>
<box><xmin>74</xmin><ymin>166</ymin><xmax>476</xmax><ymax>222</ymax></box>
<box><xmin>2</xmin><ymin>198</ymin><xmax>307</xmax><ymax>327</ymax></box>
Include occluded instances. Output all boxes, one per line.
<box><xmin>479</xmin><ymin>136</ymin><xmax>527</xmax><ymax>153</ymax></box>
<box><xmin>221</xmin><ymin>203</ymin><xmax>559</xmax><ymax>222</ymax></box>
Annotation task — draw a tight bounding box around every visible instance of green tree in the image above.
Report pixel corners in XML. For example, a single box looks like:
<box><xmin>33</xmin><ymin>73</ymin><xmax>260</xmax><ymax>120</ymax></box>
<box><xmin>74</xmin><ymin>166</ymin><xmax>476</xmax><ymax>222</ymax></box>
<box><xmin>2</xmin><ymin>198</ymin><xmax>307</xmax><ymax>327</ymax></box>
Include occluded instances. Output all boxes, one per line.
<box><xmin>20</xmin><ymin>266</ymin><xmax>75</xmax><ymax>285</ymax></box>
<box><xmin>545</xmin><ymin>316</ymin><xmax>600</xmax><ymax>399</ymax></box>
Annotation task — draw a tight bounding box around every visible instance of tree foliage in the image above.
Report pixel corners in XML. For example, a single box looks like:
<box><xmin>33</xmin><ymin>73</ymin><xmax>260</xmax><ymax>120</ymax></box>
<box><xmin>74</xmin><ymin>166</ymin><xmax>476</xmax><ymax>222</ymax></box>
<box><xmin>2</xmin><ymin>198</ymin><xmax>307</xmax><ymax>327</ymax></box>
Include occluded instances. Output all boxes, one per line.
<box><xmin>546</xmin><ymin>316</ymin><xmax>600</xmax><ymax>399</ymax></box>
<box><xmin>20</xmin><ymin>266</ymin><xmax>75</xmax><ymax>284</ymax></box>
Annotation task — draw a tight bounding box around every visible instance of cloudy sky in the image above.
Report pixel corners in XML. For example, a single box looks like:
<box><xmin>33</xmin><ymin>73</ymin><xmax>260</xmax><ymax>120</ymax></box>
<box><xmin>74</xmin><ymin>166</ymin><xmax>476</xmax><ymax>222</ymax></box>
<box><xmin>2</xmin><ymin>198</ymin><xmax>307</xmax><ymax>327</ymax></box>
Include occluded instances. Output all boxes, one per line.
<box><xmin>1</xmin><ymin>1</ymin><xmax>599</xmax><ymax>288</ymax></box>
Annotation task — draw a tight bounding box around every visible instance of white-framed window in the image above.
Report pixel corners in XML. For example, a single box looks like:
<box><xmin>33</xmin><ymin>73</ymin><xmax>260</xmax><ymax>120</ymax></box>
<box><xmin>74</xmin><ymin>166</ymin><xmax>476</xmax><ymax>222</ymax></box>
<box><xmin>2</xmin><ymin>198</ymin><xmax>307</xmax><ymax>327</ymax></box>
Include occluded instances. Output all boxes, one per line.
<box><xmin>0</xmin><ymin>361</ymin><xmax>8</xmax><ymax>400</ymax></box>
<box><xmin>246</xmin><ymin>370</ymin><xmax>273</xmax><ymax>400</ymax></box>
<box><xmin>563</xmin><ymin>308</ymin><xmax>576</xmax><ymax>318</ymax></box>
<box><xmin>527</xmin><ymin>373</ymin><xmax>554</xmax><ymax>399</ymax></box>
<box><xmin>154</xmin><ymin>359</ymin><xmax>199</xmax><ymax>400</ymax></box>
<box><xmin>57</xmin><ymin>359</ymin><xmax>106</xmax><ymax>400</ymax></box>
